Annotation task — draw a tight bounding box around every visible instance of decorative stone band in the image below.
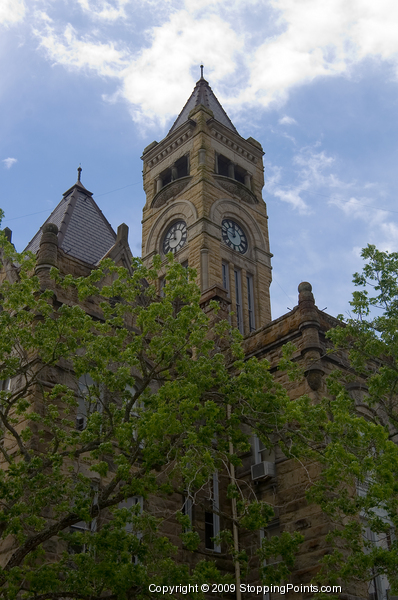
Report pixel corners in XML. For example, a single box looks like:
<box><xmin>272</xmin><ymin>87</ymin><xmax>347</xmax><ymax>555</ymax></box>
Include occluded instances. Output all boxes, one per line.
<box><xmin>213</xmin><ymin>175</ymin><xmax>258</xmax><ymax>205</ymax></box>
<box><xmin>146</xmin><ymin>130</ymin><xmax>194</xmax><ymax>168</ymax></box>
<box><xmin>151</xmin><ymin>177</ymin><xmax>192</xmax><ymax>209</ymax></box>
<box><xmin>210</xmin><ymin>129</ymin><xmax>258</xmax><ymax>164</ymax></box>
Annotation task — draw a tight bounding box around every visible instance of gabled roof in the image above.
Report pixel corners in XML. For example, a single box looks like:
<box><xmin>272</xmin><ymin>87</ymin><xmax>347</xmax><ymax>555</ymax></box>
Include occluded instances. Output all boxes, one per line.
<box><xmin>25</xmin><ymin>174</ymin><xmax>117</xmax><ymax>266</ymax></box>
<box><xmin>168</xmin><ymin>73</ymin><xmax>238</xmax><ymax>135</ymax></box>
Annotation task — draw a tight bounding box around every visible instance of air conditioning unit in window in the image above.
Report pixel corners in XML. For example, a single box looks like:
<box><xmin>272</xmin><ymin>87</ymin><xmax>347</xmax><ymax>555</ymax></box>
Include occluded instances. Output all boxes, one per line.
<box><xmin>251</xmin><ymin>461</ymin><xmax>275</xmax><ymax>481</ymax></box>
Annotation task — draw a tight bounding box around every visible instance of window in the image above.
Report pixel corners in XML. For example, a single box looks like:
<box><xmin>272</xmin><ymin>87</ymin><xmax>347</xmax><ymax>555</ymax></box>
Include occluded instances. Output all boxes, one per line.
<box><xmin>216</xmin><ymin>153</ymin><xmax>230</xmax><ymax>177</ymax></box>
<box><xmin>259</xmin><ymin>528</ymin><xmax>270</xmax><ymax>600</ymax></box>
<box><xmin>69</xmin><ymin>484</ymin><xmax>98</xmax><ymax>554</ymax></box>
<box><xmin>0</xmin><ymin>379</ymin><xmax>10</xmax><ymax>392</ymax></box>
<box><xmin>181</xmin><ymin>260</ymin><xmax>189</xmax><ymax>280</ymax></box>
<box><xmin>158</xmin><ymin>155</ymin><xmax>189</xmax><ymax>189</ymax></box>
<box><xmin>259</xmin><ymin>521</ymin><xmax>281</xmax><ymax>600</ymax></box>
<box><xmin>159</xmin><ymin>277</ymin><xmax>166</xmax><ymax>297</ymax></box>
<box><xmin>222</xmin><ymin>262</ymin><xmax>229</xmax><ymax>296</ymax></box>
<box><xmin>366</xmin><ymin>527</ymin><xmax>392</xmax><ymax>600</ymax></box>
<box><xmin>126</xmin><ymin>384</ymin><xmax>144</xmax><ymax>448</ymax></box>
<box><xmin>358</xmin><ymin>483</ymin><xmax>394</xmax><ymax>600</ymax></box>
<box><xmin>247</xmin><ymin>274</ymin><xmax>255</xmax><ymax>332</ymax></box>
<box><xmin>119</xmin><ymin>496</ymin><xmax>144</xmax><ymax>564</ymax></box>
<box><xmin>234</xmin><ymin>164</ymin><xmax>246</xmax><ymax>184</ymax></box>
<box><xmin>119</xmin><ymin>496</ymin><xmax>143</xmax><ymax>534</ymax></box>
<box><xmin>253</xmin><ymin>435</ymin><xmax>275</xmax><ymax>464</ymax></box>
<box><xmin>216</xmin><ymin>153</ymin><xmax>249</xmax><ymax>187</ymax></box>
<box><xmin>76</xmin><ymin>374</ymin><xmax>102</xmax><ymax>430</ymax></box>
<box><xmin>205</xmin><ymin>472</ymin><xmax>221</xmax><ymax>552</ymax></box>
<box><xmin>234</xmin><ymin>269</ymin><xmax>244</xmax><ymax>334</ymax></box>
<box><xmin>69</xmin><ymin>520</ymin><xmax>93</xmax><ymax>554</ymax></box>
<box><xmin>182</xmin><ymin>496</ymin><xmax>193</xmax><ymax>532</ymax></box>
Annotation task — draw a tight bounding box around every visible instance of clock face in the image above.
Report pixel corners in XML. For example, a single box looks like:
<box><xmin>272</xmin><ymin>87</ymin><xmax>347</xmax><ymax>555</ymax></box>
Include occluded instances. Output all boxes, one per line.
<box><xmin>163</xmin><ymin>220</ymin><xmax>187</xmax><ymax>254</ymax></box>
<box><xmin>221</xmin><ymin>219</ymin><xmax>248</xmax><ymax>254</ymax></box>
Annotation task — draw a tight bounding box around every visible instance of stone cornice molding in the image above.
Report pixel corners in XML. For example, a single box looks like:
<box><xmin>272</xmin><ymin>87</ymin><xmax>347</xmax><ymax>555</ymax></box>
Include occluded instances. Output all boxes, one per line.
<box><xmin>207</xmin><ymin>119</ymin><xmax>264</xmax><ymax>164</ymax></box>
<box><xmin>141</xmin><ymin>121</ymin><xmax>196</xmax><ymax>167</ymax></box>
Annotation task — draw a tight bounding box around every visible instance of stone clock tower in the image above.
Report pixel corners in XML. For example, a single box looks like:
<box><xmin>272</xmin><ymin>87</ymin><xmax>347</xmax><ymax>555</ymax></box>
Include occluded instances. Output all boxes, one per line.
<box><xmin>141</xmin><ymin>69</ymin><xmax>272</xmax><ymax>332</ymax></box>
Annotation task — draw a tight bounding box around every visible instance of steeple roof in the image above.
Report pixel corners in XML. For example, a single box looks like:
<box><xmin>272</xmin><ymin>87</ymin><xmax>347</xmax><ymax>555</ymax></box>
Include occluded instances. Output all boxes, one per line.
<box><xmin>168</xmin><ymin>70</ymin><xmax>238</xmax><ymax>135</ymax></box>
<box><xmin>25</xmin><ymin>171</ymin><xmax>117</xmax><ymax>266</ymax></box>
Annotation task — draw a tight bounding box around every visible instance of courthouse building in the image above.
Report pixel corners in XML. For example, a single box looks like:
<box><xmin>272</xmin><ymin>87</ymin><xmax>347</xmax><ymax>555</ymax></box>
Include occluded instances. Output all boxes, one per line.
<box><xmin>1</xmin><ymin>71</ymin><xmax>382</xmax><ymax>600</ymax></box>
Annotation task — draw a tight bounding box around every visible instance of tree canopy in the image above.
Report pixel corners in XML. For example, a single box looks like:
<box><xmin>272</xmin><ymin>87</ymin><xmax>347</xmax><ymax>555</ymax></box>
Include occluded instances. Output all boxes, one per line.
<box><xmin>0</xmin><ymin>225</ymin><xmax>300</xmax><ymax>600</ymax></box>
<box><xmin>288</xmin><ymin>244</ymin><xmax>398</xmax><ymax>595</ymax></box>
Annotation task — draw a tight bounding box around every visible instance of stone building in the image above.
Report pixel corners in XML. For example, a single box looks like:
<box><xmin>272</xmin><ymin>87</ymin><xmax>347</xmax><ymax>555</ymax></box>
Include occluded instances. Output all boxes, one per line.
<box><xmin>0</xmin><ymin>71</ymin><xmax>381</xmax><ymax>600</ymax></box>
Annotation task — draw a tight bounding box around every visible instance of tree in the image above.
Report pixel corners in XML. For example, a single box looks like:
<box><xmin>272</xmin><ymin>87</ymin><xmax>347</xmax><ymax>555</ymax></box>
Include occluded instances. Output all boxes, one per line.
<box><xmin>0</xmin><ymin>223</ymin><xmax>301</xmax><ymax>600</ymax></box>
<box><xmin>287</xmin><ymin>244</ymin><xmax>398</xmax><ymax>595</ymax></box>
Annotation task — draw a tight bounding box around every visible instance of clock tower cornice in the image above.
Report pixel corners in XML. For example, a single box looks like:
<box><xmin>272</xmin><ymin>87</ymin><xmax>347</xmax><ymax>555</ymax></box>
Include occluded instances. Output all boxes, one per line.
<box><xmin>141</xmin><ymin>119</ymin><xmax>196</xmax><ymax>168</ymax></box>
<box><xmin>207</xmin><ymin>119</ymin><xmax>264</xmax><ymax>164</ymax></box>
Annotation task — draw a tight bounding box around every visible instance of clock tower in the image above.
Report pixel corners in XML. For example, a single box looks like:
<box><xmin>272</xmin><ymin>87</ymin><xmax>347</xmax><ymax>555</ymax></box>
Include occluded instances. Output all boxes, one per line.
<box><xmin>141</xmin><ymin>69</ymin><xmax>272</xmax><ymax>332</ymax></box>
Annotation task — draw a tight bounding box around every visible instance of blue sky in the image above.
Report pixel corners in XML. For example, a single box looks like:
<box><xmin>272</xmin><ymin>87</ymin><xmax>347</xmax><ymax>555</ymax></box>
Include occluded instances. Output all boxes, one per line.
<box><xmin>1</xmin><ymin>0</ymin><xmax>398</xmax><ymax>321</ymax></box>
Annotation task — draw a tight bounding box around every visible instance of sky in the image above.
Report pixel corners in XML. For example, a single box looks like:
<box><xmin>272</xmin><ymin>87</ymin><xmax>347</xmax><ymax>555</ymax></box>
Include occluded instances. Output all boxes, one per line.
<box><xmin>1</xmin><ymin>0</ymin><xmax>398</xmax><ymax>321</ymax></box>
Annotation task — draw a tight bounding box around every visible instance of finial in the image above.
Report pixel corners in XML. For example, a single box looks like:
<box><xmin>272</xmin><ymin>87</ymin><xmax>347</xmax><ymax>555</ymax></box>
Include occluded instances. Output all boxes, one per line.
<box><xmin>77</xmin><ymin>164</ymin><xmax>82</xmax><ymax>182</ymax></box>
<box><xmin>200</xmin><ymin>64</ymin><xmax>204</xmax><ymax>79</ymax></box>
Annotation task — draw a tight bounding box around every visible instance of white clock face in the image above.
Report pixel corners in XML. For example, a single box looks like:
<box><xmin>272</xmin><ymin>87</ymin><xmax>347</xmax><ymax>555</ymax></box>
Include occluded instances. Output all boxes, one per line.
<box><xmin>221</xmin><ymin>219</ymin><xmax>248</xmax><ymax>253</ymax></box>
<box><xmin>163</xmin><ymin>220</ymin><xmax>187</xmax><ymax>254</ymax></box>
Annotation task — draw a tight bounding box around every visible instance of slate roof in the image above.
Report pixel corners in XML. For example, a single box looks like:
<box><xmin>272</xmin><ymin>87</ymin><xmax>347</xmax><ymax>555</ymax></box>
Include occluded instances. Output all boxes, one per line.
<box><xmin>25</xmin><ymin>178</ymin><xmax>117</xmax><ymax>266</ymax></box>
<box><xmin>168</xmin><ymin>75</ymin><xmax>238</xmax><ymax>135</ymax></box>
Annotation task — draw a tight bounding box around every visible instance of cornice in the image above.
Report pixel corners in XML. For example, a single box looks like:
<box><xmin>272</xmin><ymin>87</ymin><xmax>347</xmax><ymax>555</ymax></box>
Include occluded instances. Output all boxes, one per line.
<box><xmin>207</xmin><ymin>119</ymin><xmax>264</xmax><ymax>164</ymax></box>
<box><xmin>141</xmin><ymin>120</ymin><xmax>196</xmax><ymax>167</ymax></box>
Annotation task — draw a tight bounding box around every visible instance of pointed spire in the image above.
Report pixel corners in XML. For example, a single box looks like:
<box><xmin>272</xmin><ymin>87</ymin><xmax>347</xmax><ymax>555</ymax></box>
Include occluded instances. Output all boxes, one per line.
<box><xmin>168</xmin><ymin>69</ymin><xmax>238</xmax><ymax>135</ymax></box>
<box><xmin>77</xmin><ymin>164</ymin><xmax>82</xmax><ymax>182</ymax></box>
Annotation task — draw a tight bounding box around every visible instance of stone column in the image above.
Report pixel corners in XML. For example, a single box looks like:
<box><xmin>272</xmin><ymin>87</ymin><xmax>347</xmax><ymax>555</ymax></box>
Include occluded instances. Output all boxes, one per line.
<box><xmin>297</xmin><ymin>282</ymin><xmax>324</xmax><ymax>391</ymax></box>
<box><xmin>198</xmin><ymin>148</ymin><xmax>206</xmax><ymax>165</ymax></box>
<box><xmin>35</xmin><ymin>223</ymin><xmax>59</xmax><ymax>291</ymax></box>
<box><xmin>200</xmin><ymin>248</ymin><xmax>209</xmax><ymax>291</ymax></box>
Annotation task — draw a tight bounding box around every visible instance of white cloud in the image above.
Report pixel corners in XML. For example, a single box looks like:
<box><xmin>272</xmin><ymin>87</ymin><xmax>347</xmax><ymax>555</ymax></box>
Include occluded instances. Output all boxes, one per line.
<box><xmin>264</xmin><ymin>163</ymin><xmax>311</xmax><ymax>214</ymax></box>
<box><xmin>279</xmin><ymin>115</ymin><xmax>297</xmax><ymax>125</ymax></box>
<box><xmin>329</xmin><ymin>186</ymin><xmax>398</xmax><ymax>254</ymax></box>
<box><xmin>329</xmin><ymin>195</ymin><xmax>374</xmax><ymax>221</ymax></box>
<box><xmin>0</xmin><ymin>0</ymin><xmax>25</xmax><ymax>26</ymax></box>
<box><xmin>77</xmin><ymin>0</ymin><xmax>130</xmax><ymax>21</ymax></box>
<box><xmin>266</xmin><ymin>146</ymin><xmax>348</xmax><ymax>214</ymax></box>
<box><xmin>119</xmin><ymin>10</ymin><xmax>242</xmax><ymax>126</ymax></box>
<box><xmin>237</xmin><ymin>0</ymin><xmax>398</xmax><ymax>108</ymax></box>
<box><xmin>34</xmin><ymin>22</ymin><xmax>129</xmax><ymax>77</ymax></box>
<box><xmin>378</xmin><ymin>222</ymin><xmax>398</xmax><ymax>252</ymax></box>
<box><xmin>2</xmin><ymin>158</ymin><xmax>17</xmax><ymax>169</ymax></box>
<box><xmin>28</xmin><ymin>0</ymin><xmax>398</xmax><ymax>123</ymax></box>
